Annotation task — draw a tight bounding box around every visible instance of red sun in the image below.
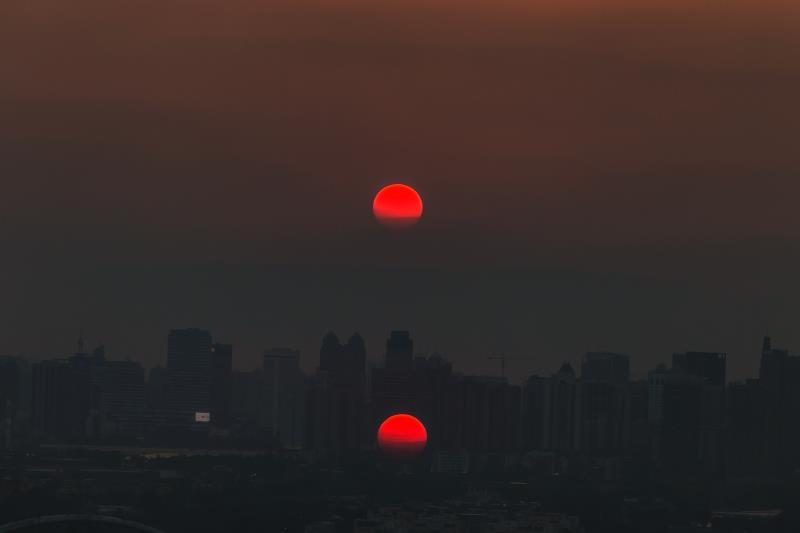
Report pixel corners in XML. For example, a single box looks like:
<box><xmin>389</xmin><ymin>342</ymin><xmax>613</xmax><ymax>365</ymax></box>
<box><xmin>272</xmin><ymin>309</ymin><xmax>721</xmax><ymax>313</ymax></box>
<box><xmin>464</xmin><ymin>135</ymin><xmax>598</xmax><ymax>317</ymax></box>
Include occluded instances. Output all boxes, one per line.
<box><xmin>377</xmin><ymin>413</ymin><xmax>428</xmax><ymax>457</ymax></box>
<box><xmin>372</xmin><ymin>184</ymin><xmax>423</xmax><ymax>228</ymax></box>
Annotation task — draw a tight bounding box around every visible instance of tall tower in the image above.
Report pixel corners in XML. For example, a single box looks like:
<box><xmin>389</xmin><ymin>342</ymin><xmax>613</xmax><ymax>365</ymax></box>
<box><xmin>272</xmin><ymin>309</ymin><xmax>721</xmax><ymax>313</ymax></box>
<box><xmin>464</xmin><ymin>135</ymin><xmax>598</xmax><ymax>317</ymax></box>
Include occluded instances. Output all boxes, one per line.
<box><xmin>307</xmin><ymin>332</ymin><xmax>367</xmax><ymax>454</ymax></box>
<box><xmin>165</xmin><ymin>329</ymin><xmax>213</xmax><ymax>431</ymax></box>
<box><xmin>0</xmin><ymin>357</ymin><xmax>20</xmax><ymax>450</ymax></box>
<box><xmin>386</xmin><ymin>331</ymin><xmax>413</xmax><ymax>371</ymax></box>
<box><xmin>581</xmin><ymin>352</ymin><xmax>630</xmax><ymax>384</ymax></box>
<box><xmin>672</xmin><ymin>351</ymin><xmax>726</xmax><ymax>387</ymax></box>
<box><xmin>263</xmin><ymin>348</ymin><xmax>303</xmax><ymax>448</ymax></box>
<box><xmin>210</xmin><ymin>343</ymin><xmax>233</xmax><ymax>427</ymax></box>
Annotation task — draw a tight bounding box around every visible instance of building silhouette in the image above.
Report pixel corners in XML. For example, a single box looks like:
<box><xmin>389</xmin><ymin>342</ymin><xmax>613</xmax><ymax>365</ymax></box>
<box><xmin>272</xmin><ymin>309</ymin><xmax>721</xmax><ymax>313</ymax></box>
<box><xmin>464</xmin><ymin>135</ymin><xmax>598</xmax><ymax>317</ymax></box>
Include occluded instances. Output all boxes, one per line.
<box><xmin>99</xmin><ymin>360</ymin><xmax>146</xmax><ymax>439</ymax></box>
<box><xmin>163</xmin><ymin>329</ymin><xmax>214</xmax><ymax>435</ymax></box>
<box><xmin>146</xmin><ymin>366</ymin><xmax>167</xmax><ymax>415</ymax></box>
<box><xmin>385</xmin><ymin>330</ymin><xmax>413</xmax><ymax>371</ymax></box>
<box><xmin>757</xmin><ymin>336</ymin><xmax>800</xmax><ymax>474</ymax></box>
<box><xmin>672</xmin><ymin>351</ymin><xmax>727</xmax><ymax>387</ymax></box>
<box><xmin>0</xmin><ymin>356</ymin><xmax>20</xmax><ymax>450</ymax></box>
<box><xmin>522</xmin><ymin>363</ymin><xmax>578</xmax><ymax>454</ymax></box>
<box><xmin>230</xmin><ymin>368</ymin><xmax>267</xmax><ymax>443</ymax></box>
<box><xmin>370</xmin><ymin>330</ymin><xmax>420</xmax><ymax>443</ymax></box>
<box><xmin>210</xmin><ymin>343</ymin><xmax>233</xmax><ymax>428</ymax></box>
<box><xmin>670</xmin><ymin>351</ymin><xmax>726</xmax><ymax>473</ymax></box>
<box><xmin>263</xmin><ymin>348</ymin><xmax>304</xmax><ymax>449</ymax></box>
<box><xmin>581</xmin><ymin>352</ymin><xmax>630</xmax><ymax>385</ymax></box>
<box><xmin>306</xmin><ymin>333</ymin><xmax>367</xmax><ymax>455</ymax></box>
<box><xmin>32</xmin><ymin>358</ymin><xmax>92</xmax><ymax>442</ymax></box>
<box><xmin>411</xmin><ymin>353</ymin><xmax>453</xmax><ymax>453</ymax></box>
<box><xmin>446</xmin><ymin>375</ymin><xmax>520</xmax><ymax>467</ymax></box>
<box><xmin>22</xmin><ymin>324</ymin><xmax>800</xmax><ymax>487</ymax></box>
<box><xmin>578</xmin><ymin>380</ymin><xmax>630</xmax><ymax>454</ymax></box>
<box><xmin>726</xmin><ymin>378</ymin><xmax>769</xmax><ymax>477</ymax></box>
<box><xmin>648</xmin><ymin>367</ymin><xmax>723</xmax><ymax>474</ymax></box>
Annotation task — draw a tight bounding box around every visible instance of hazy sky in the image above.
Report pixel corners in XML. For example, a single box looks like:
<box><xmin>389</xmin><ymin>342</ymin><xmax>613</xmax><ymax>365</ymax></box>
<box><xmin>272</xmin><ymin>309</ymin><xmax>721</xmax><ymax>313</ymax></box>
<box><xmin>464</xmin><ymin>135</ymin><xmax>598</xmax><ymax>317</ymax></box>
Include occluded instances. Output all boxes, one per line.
<box><xmin>1</xmin><ymin>0</ymin><xmax>799</xmax><ymax>380</ymax></box>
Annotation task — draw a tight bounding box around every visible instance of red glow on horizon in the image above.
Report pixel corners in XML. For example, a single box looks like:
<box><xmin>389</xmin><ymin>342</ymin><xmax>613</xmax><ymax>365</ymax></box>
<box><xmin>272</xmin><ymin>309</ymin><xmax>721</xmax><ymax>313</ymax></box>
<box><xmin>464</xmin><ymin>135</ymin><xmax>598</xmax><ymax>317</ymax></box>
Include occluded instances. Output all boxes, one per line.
<box><xmin>372</xmin><ymin>184</ymin><xmax>423</xmax><ymax>228</ymax></box>
<box><xmin>377</xmin><ymin>413</ymin><xmax>427</xmax><ymax>456</ymax></box>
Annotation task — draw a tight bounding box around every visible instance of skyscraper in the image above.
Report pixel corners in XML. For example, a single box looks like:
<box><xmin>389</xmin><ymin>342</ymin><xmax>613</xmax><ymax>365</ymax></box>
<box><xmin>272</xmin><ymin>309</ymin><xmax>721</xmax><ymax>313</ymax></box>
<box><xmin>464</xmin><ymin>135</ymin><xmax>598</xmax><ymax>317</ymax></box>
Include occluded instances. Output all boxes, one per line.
<box><xmin>522</xmin><ymin>363</ymin><xmax>579</xmax><ymax>454</ymax></box>
<box><xmin>670</xmin><ymin>351</ymin><xmax>726</xmax><ymax>472</ymax></box>
<box><xmin>211</xmin><ymin>343</ymin><xmax>233</xmax><ymax>428</ymax></box>
<box><xmin>263</xmin><ymin>348</ymin><xmax>304</xmax><ymax>449</ymax></box>
<box><xmin>164</xmin><ymin>329</ymin><xmax>213</xmax><ymax>433</ymax></box>
<box><xmin>99</xmin><ymin>360</ymin><xmax>146</xmax><ymax>439</ymax></box>
<box><xmin>230</xmin><ymin>369</ymin><xmax>266</xmax><ymax>442</ymax></box>
<box><xmin>0</xmin><ymin>357</ymin><xmax>20</xmax><ymax>450</ymax></box>
<box><xmin>672</xmin><ymin>351</ymin><xmax>726</xmax><ymax>387</ymax></box>
<box><xmin>578</xmin><ymin>352</ymin><xmax>631</xmax><ymax>454</ymax></box>
<box><xmin>306</xmin><ymin>333</ymin><xmax>367</xmax><ymax>454</ymax></box>
<box><xmin>32</xmin><ymin>358</ymin><xmax>92</xmax><ymax>442</ymax></box>
<box><xmin>371</xmin><ymin>331</ymin><xmax>417</xmax><ymax>425</ymax></box>
<box><xmin>450</xmin><ymin>376</ymin><xmax>520</xmax><ymax>457</ymax></box>
<box><xmin>146</xmin><ymin>365</ymin><xmax>167</xmax><ymax>413</ymax></box>
<box><xmin>581</xmin><ymin>352</ymin><xmax>630</xmax><ymax>384</ymax></box>
<box><xmin>757</xmin><ymin>337</ymin><xmax>800</xmax><ymax>473</ymax></box>
<box><xmin>385</xmin><ymin>330</ymin><xmax>413</xmax><ymax>371</ymax></box>
<box><xmin>578</xmin><ymin>380</ymin><xmax>629</xmax><ymax>454</ymax></box>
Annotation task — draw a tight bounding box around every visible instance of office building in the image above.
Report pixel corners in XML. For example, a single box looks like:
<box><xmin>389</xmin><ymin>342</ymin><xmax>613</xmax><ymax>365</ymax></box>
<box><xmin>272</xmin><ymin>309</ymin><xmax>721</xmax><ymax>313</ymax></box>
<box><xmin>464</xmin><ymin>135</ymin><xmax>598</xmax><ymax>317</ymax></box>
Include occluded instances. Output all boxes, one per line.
<box><xmin>211</xmin><ymin>343</ymin><xmax>233</xmax><ymax>427</ymax></box>
<box><xmin>581</xmin><ymin>352</ymin><xmax>630</xmax><ymax>384</ymax></box>
<box><xmin>263</xmin><ymin>348</ymin><xmax>304</xmax><ymax>448</ymax></box>
<box><xmin>385</xmin><ymin>330</ymin><xmax>413</xmax><ymax>371</ymax></box>
<box><xmin>306</xmin><ymin>333</ymin><xmax>367</xmax><ymax>454</ymax></box>
<box><xmin>164</xmin><ymin>329</ymin><xmax>213</xmax><ymax>433</ymax></box>
<box><xmin>0</xmin><ymin>356</ymin><xmax>20</xmax><ymax>449</ymax></box>
<box><xmin>99</xmin><ymin>360</ymin><xmax>146</xmax><ymax>439</ymax></box>
<box><xmin>672</xmin><ymin>351</ymin><xmax>726</xmax><ymax>387</ymax></box>
<box><xmin>522</xmin><ymin>363</ymin><xmax>578</xmax><ymax>454</ymax></box>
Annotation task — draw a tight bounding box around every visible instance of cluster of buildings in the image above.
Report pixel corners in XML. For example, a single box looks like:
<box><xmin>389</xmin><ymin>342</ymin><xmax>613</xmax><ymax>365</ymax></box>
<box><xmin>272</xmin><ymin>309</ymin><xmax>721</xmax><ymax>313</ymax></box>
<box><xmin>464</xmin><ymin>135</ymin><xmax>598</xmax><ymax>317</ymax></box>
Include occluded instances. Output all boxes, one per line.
<box><xmin>1</xmin><ymin>331</ymin><xmax>799</xmax><ymax>479</ymax></box>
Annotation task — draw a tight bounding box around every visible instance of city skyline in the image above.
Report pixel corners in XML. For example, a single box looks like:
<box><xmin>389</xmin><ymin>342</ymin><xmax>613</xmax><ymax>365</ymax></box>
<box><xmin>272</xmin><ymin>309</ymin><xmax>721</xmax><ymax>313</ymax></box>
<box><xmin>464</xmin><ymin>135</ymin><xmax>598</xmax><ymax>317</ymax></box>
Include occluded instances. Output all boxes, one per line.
<box><xmin>4</xmin><ymin>327</ymin><xmax>800</xmax><ymax>530</ymax></box>
<box><xmin>0</xmin><ymin>321</ymin><xmax>785</xmax><ymax>383</ymax></box>
<box><xmin>6</xmin><ymin>327</ymin><xmax>794</xmax><ymax>466</ymax></box>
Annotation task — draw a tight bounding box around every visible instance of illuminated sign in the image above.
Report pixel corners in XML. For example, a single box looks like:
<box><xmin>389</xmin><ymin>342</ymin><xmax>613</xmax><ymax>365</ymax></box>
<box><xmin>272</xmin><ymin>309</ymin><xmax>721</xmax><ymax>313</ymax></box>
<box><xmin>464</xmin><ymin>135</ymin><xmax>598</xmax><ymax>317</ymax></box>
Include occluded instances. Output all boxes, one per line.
<box><xmin>195</xmin><ymin>412</ymin><xmax>210</xmax><ymax>423</ymax></box>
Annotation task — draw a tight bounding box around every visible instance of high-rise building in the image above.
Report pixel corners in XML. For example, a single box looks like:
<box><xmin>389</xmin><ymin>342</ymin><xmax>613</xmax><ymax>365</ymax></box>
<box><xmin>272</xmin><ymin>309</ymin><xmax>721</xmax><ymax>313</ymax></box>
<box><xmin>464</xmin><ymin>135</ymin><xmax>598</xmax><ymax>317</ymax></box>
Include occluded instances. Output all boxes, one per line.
<box><xmin>164</xmin><ymin>329</ymin><xmax>213</xmax><ymax>433</ymax></box>
<box><xmin>211</xmin><ymin>343</ymin><xmax>233</xmax><ymax>428</ymax></box>
<box><xmin>672</xmin><ymin>351</ymin><xmax>726</xmax><ymax>387</ymax></box>
<box><xmin>230</xmin><ymin>369</ymin><xmax>267</xmax><ymax>442</ymax></box>
<box><xmin>577</xmin><ymin>353</ymin><xmax>631</xmax><ymax>454</ymax></box>
<box><xmin>99</xmin><ymin>360</ymin><xmax>146</xmax><ymax>439</ymax></box>
<box><xmin>448</xmin><ymin>376</ymin><xmax>520</xmax><ymax>456</ymax></box>
<box><xmin>522</xmin><ymin>363</ymin><xmax>578</xmax><ymax>454</ymax></box>
<box><xmin>371</xmin><ymin>331</ymin><xmax>417</xmax><ymax>432</ymax></box>
<box><xmin>757</xmin><ymin>336</ymin><xmax>800</xmax><ymax>474</ymax></box>
<box><xmin>0</xmin><ymin>356</ymin><xmax>20</xmax><ymax>450</ymax></box>
<box><xmin>385</xmin><ymin>331</ymin><xmax>413</xmax><ymax>371</ymax></box>
<box><xmin>68</xmin><ymin>348</ymin><xmax>106</xmax><ymax>439</ymax></box>
<box><xmin>146</xmin><ymin>365</ymin><xmax>168</xmax><ymax>413</ymax></box>
<box><xmin>263</xmin><ymin>348</ymin><xmax>304</xmax><ymax>449</ymax></box>
<box><xmin>581</xmin><ymin>352</ymin><xmax>630</xmax><ymax>385</ymax></box>
<box><xmin>648</xmin><ymin>366</ymin><xmax>707</xmax><ymax>471</ymax></box>
<box><xmin>522</xmin><ymin>375</ymin><xmax>549</xmax><ymax>451</ymax></box>
<box><xmin>627</xmin><ymin>379</ymin><xmax>650</xmax><ymax>455</ymax></box>
<box><xmin>32</xmin><ymin>358</ymin><xmax>92</xmax><ymax>442</ymax></box>
<box><xmin>670</xmin><ymin>351</ymin><xmax>726</xmax><ymax>472</ymax></box>
<box><xmin>306</xmin><ymin>333</ymin><xmax>367</xmax><ymax>454</ymax></box>
<box><xmin>577</xmin><ymin>380</ymin><xmax>630</xmax><ymax>454</ymax></box>
<box><xmin>726</xmin><ymin>379</ymin><xmax>769</xmax><ymax>477</ymax></box>
<box><xmin>411</xmin><ymin>353</ymin><xmax>453</xmax><ymax>452</ymax></box>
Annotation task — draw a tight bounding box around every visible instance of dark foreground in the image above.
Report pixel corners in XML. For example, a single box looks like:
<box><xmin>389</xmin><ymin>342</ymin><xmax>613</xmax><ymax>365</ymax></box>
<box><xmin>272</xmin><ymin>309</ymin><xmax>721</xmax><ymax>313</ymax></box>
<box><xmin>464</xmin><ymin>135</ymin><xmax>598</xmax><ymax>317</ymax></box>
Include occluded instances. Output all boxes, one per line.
<box><xmin>0</xmin><ymin>447</ymin><xmax>795</xmax><ymax>532</ymax></box>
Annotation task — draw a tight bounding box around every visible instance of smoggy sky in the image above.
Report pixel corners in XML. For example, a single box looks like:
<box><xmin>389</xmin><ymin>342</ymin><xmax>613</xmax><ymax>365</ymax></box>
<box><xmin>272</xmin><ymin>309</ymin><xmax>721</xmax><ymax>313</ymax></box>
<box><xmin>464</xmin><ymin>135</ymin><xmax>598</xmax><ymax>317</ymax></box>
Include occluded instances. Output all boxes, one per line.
<box><xmin>1</xmin><ymin>0</ymin><xmax>800</xmax><ymax>380</ymax></box>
